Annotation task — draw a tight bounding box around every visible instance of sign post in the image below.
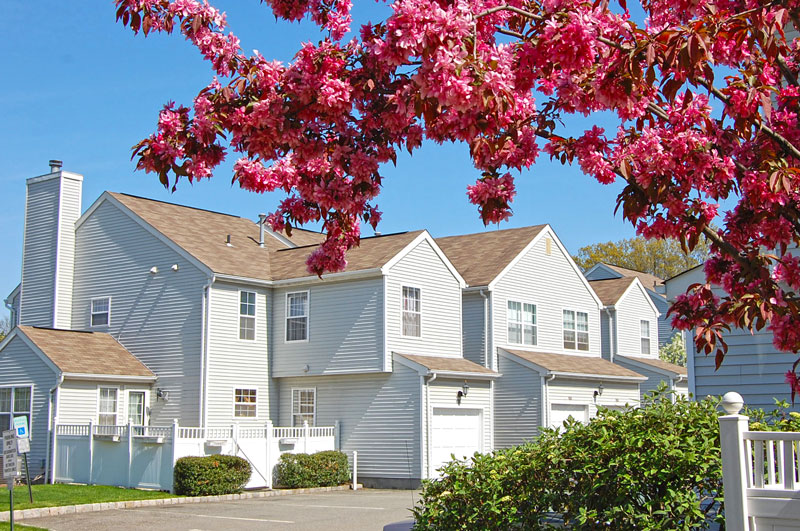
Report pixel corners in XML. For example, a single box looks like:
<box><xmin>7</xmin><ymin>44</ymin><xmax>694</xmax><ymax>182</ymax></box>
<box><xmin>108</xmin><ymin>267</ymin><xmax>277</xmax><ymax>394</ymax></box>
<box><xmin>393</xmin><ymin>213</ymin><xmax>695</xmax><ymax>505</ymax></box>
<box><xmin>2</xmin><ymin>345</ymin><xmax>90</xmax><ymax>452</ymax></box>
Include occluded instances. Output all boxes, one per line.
<box><xmin>3</xmin><ymin>429</ymin><xmax>20</xmax><ymax>531</ymax></box>
<box><xmin>13</xmin><ymin>417</ymin><xmax>32</xmax><ymax>503</ymax></box>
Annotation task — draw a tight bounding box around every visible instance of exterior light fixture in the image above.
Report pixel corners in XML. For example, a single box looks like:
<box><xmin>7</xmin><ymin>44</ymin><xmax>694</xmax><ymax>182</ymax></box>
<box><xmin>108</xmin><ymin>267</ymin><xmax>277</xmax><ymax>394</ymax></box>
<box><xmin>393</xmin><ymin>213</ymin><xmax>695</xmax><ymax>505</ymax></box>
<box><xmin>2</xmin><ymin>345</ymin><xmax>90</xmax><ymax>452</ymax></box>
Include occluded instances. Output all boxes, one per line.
<box><xmin>156</xmin><ymin>388</ymin><xmax>169</xmax><ymax>402</ymax></box>
<box><xmin>457</xmin><ymin>381</ymin><xmax>469</xmax><ymax>403</ymax></box>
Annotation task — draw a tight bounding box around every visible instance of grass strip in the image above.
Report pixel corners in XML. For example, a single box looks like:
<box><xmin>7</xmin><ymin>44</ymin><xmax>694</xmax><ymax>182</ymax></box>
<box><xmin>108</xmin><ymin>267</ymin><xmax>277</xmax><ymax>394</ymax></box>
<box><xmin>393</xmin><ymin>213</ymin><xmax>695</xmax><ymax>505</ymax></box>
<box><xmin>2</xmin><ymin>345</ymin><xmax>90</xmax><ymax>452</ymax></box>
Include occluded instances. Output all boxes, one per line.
<box><xmin>0</xmin><ymin>484</ymin><xmax>177</xmax><ymax>512</ymax></box>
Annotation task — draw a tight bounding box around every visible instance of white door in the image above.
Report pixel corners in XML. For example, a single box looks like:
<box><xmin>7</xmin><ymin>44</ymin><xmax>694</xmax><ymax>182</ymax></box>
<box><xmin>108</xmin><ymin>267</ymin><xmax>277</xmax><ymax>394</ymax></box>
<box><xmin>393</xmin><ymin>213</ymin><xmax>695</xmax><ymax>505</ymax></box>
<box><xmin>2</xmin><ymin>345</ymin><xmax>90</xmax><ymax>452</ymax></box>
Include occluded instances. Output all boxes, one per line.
<box><xmin>430</xmin><ymin>408</ymin><xmax>482</xmax><ymax>477</ymax></box>
<box><xmin>549</xmin><ymin>403</ymin><xmax>588</xmax><ymax>429</ymax></box>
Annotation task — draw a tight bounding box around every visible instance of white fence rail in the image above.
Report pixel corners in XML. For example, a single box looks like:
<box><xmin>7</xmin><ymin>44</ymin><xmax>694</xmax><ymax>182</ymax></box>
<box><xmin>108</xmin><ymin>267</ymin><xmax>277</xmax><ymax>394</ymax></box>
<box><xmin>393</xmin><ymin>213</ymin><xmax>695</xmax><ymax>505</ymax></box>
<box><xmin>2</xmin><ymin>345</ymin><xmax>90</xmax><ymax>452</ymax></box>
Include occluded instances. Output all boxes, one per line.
<box><xmin>52</xmin><ymin>419</ymin><xmax>338</xmax><ymax>492</ymax></box>
<box><xmin>719</xmin><ymin>392</ymin><xmax>800</xmax><ymax>531</ymax></box>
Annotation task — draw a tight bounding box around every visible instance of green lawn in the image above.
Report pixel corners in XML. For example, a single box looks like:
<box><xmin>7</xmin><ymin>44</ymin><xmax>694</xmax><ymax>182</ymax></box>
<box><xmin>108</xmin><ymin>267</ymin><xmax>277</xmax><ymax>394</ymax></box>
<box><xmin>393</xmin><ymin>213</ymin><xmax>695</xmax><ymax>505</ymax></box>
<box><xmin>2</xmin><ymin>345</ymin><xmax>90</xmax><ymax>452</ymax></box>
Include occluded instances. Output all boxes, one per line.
<box><xmin>0</xmin><ymin>523</ymin><xmax>47</xmax><ymax>531</ymax></box>
<box><xmin>0</xmin><ymin>484</ymin><xmax>177</xmax><ymax>513</ymax></box>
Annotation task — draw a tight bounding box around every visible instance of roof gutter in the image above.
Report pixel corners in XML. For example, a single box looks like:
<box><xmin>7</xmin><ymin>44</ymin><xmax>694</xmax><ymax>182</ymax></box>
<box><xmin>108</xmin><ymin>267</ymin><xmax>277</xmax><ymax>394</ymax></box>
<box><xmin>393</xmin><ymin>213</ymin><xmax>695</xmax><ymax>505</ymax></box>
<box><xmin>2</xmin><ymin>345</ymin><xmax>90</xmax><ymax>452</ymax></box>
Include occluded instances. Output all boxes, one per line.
<box><xmin>61</xmin><ymin>373</ymin><xmax>157</xmax><ymax>383</ymax></box>
<box><xmin>546</xmin><ymin>371</ymin><xmax>647</xmax><ymax>383</ymax></box>
<box><xmin>215</xmin><ymin>268</ymin><xmax>384</xmax><ymax>287</ymax></box>
<box><xmin>428</xmin><ymin>370</ymin><xmax>501</xmax><ymax>380</ymax></box>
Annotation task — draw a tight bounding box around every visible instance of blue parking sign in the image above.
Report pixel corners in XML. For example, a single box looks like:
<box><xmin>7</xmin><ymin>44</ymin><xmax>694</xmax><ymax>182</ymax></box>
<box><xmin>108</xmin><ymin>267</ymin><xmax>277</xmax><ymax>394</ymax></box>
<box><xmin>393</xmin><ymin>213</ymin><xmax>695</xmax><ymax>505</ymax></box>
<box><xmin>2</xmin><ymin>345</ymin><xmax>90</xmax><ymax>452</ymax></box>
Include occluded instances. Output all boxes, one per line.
<box><xmin>13</xmin><ymin>417</ymin><xmax>28</xmax><ymax>439</ymax></box>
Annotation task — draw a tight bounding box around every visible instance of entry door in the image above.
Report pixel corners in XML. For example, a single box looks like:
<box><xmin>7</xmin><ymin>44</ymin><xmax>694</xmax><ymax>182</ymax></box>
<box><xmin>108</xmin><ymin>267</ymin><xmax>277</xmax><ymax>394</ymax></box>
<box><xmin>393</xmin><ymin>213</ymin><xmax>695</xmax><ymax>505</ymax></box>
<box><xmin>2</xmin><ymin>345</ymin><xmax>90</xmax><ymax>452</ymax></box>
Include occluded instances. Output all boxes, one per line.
<box><xmin>549</xmin><ymin>404</ymin><xmax>588</xmax><ymax>429</ymax></box>
<box><xmin>430</xmin><ymin>408</ymin><xmax>482</xmax><ymax>477</ymax></box>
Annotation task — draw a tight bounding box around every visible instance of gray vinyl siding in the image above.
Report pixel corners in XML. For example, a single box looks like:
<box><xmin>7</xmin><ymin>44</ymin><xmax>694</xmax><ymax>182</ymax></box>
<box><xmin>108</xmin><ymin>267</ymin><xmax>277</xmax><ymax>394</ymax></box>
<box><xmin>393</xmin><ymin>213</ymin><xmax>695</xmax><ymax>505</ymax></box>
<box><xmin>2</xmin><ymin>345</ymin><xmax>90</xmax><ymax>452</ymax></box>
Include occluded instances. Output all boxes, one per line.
<box><xmin>548</xmin><ymin>378</ymin><xmax>640</xmax><ymax>422</ymax></box>
<box><xmin>72</xmin><ymin>200</ymin><xmax>207</xmax><ymax>425</ymax></box>
<box><xmin>613</xmin><ymin>359</ymin><xmax>676</xmax><ymax>400</ymax></box>
<box><xmin>650</xmin><ymin>293</ymin><xmax>674</xmax><ymax>348</ymax></box>
<box><xmin>206</xmin><ymin>282</ymin><xmax>269</xmax><ymax>425</ymax></box>
<box><xmin>462</xmin><ymin>292</ymin><xmax>487</xmax><ymax>366</ymax></box>
<box><xmin>692</xmin><ymin>328</ymin><xmax>799</xmax><ymax>411</ymax></box>
<box><xmin>271</xmin><ymin>277</ymin><xmax>384</xmax><ymax>377</ymax></box>
<box><xmin>0</xmin><ymin>335</ymin><xmax>58</xmax><ymax>477</ymax></box>
<box><xmin>278</xmin><ymin>364</ymin><xmax>422</xmax><ymax>480</ymax></box>
<box><xmin>494</xmin><ymin>356</ymin><xmax>542</xmax><ymax>447</ymax></box>
<box><xmin>424</xmin><ymin>379</ymin><xmax>493</xmax><ymax>478</ymax></box>
<box><xmin>492</xmin><ymin>229</ymin><xmax>602</xmax><ymax>368</ymax></box>
<box><xmin>57</xmin><ymin>381</ymin><xmax>152</xmax><ymax>425</ymax></box>
<box><xmin>386</xmin><ymin>239</ymin><xmax>463</xmax><ymax>357</ymax></box>
<box><xmin>616</xmin><ymin>285</ymin><xmax>659</xmax><ymax>358</ymax></box>
<box><xmin>53</xmin><ymin>175</ymin><xmax>82</xmax><ymax>329</ymax></box>
<box><xmin>20</xmin><ymin>176</ymin><xmax>61</xmax><ymax>327</ymax></box>
<box><xmin>600</xmin><ymin>310</ymin><xmax>613</xmax><ymax>361</ymax></box>
<box><xmin>584</xmin><ymin>265</ymin><xmax>617</xmax><ymax>281</ymax></box>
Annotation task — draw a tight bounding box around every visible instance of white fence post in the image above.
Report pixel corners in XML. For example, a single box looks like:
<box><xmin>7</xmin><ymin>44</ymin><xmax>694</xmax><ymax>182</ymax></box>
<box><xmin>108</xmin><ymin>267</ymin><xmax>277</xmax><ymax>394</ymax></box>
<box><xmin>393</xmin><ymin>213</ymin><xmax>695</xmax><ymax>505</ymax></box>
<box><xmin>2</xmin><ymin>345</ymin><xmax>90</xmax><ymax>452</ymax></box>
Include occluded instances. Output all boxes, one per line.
<box><xmin>352</xmin><ymin>450</ymin><xmax>358</xmax><ymax>491</ymax></box>
<box><xmin>169</xmin><ymin>419</ymin><xmax>179</xmax><ymax>493</ymax></box>
<box><xmin>303</xmin><ymin>421</ymin><xmax>309</xmax><ymax>454</ymax></box>
<box><xmin>87</xmin><ymin>420</ymin><xmax>94</xmax><ymax>485</ymax></box>
<box><xmin>266</xmin><ymin>420</ymin><xmax>273</xmax><ymax>489</ymax></box>
<box><xmin>127</xmin><ymin>421</ymin><xmax>134</xmax><ymax>488</ymax></box>
<box><xmin>719</xmin><ymin>392</ymin><xmax>750</xmax><ymax>531</ymax></box>
<box><xmin>334</xmin><ymin>420</ymin><xmax>340</xmax><ymax>451</ymax></box>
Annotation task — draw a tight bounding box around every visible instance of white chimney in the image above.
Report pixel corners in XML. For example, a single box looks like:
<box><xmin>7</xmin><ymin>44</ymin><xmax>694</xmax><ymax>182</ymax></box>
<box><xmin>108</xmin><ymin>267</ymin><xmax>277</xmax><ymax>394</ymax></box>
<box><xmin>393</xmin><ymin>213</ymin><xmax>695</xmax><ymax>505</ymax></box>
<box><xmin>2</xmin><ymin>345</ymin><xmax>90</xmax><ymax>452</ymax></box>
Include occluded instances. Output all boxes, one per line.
<box><xmin>18</xmin><ymin>160</ymin><xmax>83</xmax><ymax>328</ymax></box>
<box><xmin>258</xmin><ymin>213</ymin><xmax>267</xmax><ymax>248</ymax></box>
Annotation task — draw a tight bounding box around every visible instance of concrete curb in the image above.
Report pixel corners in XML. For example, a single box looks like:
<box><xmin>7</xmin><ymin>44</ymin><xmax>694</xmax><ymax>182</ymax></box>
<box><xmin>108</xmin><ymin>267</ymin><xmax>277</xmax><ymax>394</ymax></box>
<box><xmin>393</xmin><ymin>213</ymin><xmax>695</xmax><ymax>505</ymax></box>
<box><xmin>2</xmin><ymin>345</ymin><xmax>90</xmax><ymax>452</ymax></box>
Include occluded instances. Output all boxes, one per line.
<box><xmin>0</xmin><ymin>484</ymin><xmax>361</xmax><ymax>521</ymax></box>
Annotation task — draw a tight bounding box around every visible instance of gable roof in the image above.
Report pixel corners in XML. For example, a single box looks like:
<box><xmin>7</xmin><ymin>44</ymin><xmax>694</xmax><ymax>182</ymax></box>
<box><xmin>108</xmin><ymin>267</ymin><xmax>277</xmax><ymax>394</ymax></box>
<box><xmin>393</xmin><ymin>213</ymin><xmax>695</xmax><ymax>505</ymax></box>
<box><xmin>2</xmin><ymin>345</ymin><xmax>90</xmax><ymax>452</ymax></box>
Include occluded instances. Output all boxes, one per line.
<box><xmin>436</xmin><ymin>225</ymin><xmax>548</xmax><ymax>287</ymax></box>
<box><xmin>501</xmin><ymin>348</ymin><xmax>646</xmax><ymax>380</ymax></box>
<box><xmin>617</xmin><ymin>355</ymin><xmax>688</xmax><ymax>377</ymax></box>
<box><xmin>394</xmin><ymin>353</ymin><xmax>500</xmax><ymax>378</ymax></box>
<box><xmin>15</xmin><ymin>326</ymin><xmax>155</xmax><ymax>379</ymax></box>
<box><xmin>589</xmin><ymin>277</ymin><xmax>638</xmax><ymax>306</ymax></box>
<box><xmin>602</xmin><ymin>264</ymin><xmax>664</xmax><ymax>291</ymax></box>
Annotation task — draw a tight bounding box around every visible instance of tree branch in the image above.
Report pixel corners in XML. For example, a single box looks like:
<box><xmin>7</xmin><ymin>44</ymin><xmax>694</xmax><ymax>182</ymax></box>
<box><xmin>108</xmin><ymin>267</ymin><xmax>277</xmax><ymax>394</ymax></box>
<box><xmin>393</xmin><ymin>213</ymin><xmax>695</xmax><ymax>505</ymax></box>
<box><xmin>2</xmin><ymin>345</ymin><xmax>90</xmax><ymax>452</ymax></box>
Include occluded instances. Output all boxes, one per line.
<box><xmin>474</xmin><ymin>5</ymin><xmax>541</xmax><ymax>21</ymax></box>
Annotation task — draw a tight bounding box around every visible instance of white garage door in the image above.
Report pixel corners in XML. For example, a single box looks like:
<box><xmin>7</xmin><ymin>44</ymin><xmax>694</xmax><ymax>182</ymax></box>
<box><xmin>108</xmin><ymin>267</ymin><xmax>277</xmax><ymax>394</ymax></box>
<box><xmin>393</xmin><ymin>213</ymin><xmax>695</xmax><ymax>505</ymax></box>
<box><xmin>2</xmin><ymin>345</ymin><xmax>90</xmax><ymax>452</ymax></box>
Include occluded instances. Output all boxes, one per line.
<box><xmin>550</xmin><ymin>403</ymin><xmax>588</xmax><ymax>429</ymax></box>
<box><xmin>430</xmin><ymin>408</ymin><xmax>482</xmax><ymax>477</ymax></box>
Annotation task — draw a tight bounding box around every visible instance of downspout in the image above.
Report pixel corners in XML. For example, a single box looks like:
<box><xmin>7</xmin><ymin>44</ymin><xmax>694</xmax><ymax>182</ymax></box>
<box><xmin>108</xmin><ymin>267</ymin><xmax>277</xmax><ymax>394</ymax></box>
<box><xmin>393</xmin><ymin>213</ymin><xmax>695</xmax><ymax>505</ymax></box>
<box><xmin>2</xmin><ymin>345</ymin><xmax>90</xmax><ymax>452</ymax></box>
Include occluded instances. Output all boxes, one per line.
<box><xmin>543</xmin><ymin>374</ymin><xmax>556</xmax><ymax>429</ymax></box>
<box><xmin>425</xmin><ymin>372</ymin><xmax>437</xmax><ymax>479</ymax></box>
<box><xmin>3</xmin><ymin>297</ymin><xmax>14</xmax><ymax>326</ymax></box>
<box><xmin>200</xmin><ymin>275</ymin><xmax>215</xmax><ymax>427</ymax></box>
<box><xmin>603</xmin><ymin>307</ymin><xmax>616</xmax><ymax>363</ymax></box>
<box><xmin>46</xmin><ymin>372</ymin><xmax>64</xmax><ymax>484</ymax></box>
<box><xmin>479</xmin><ymin>290</ymin><xmax>488</xmax><ymax>368</ymax></box>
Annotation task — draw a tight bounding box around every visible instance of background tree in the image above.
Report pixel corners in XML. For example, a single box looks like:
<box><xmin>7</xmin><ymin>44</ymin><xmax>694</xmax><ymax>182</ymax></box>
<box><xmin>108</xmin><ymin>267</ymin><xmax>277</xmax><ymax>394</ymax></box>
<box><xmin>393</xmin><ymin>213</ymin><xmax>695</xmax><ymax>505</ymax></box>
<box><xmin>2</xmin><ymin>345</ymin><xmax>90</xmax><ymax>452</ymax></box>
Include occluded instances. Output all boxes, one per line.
<box><xmin>114</xmin><ymin>0</ymin><xmax>800</xmax><ymax>391</ymax></box>
<box><xmin>574</xmin><ymin>236</ymin><xmax>711</xmax><ymax>279</ymax></box>
<box><xmin>659</xmin><ymin>333</ymin><xmax>688</xmax><ymax>367</ymax></box>
<box><xmin>0</xmin><ymin>315</ymin><xmax>11</xmax><ymax>342</ymax></box>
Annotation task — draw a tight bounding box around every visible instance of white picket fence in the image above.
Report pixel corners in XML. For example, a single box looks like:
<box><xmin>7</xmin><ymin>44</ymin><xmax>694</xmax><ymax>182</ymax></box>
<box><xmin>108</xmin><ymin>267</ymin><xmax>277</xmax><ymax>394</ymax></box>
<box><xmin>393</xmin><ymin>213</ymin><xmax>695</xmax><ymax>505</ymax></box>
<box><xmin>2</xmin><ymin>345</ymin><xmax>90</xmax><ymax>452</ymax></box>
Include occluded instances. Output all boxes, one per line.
<box><xmin>52</xmin><ymin>420</ymin><xmax>338</xmax><ymax>492</ymax></box>
<box><xmin>719</xmin><ymin>392</ymin><xmax>800</xmax><ymax>531</ymax></box>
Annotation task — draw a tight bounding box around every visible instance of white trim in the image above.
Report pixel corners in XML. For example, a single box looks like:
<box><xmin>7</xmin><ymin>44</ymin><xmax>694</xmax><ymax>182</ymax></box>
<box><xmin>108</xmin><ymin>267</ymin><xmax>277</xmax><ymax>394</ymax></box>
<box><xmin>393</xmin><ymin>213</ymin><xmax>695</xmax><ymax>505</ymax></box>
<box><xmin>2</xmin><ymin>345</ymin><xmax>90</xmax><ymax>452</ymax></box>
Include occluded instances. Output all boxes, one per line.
<box><xmin>96</xmin><ymin>385</ymin><xmax>120</xmax><ymax>425</ymax></box>
<box><xmin>505</xmin><ymin>298</ymin><xmax>537</xmax><ymax>348</ymax></box>
<box><xmin>488</xmin><ymin>226</ymin><xmax>604</xmax><ymax>308</ymax></box>
<box><xmin>126</xmin><ymin>389</ymin><xmax>149</xmax><ymax>425</ymax></box>
<box><xmin>291</xmin><ymin>387</ymin><xmax>316</xmax><ymax>427</ymax></box>
<box><xmin>232</xmin><ymin>387</ymin><xmax>259</xmax><ymax>419</ymax></box>
<box><xmin>284</xmin><ymin>290</ymin><xmax>310</xmax><ymax>343</ymax></box>
<box><xmin>90</xmin><ymin>296</ymin><xmax>112</xmax><ymax>328</ymax></box>
<box><xmin>400</xmin><ymin>284</ymin><xmax>422</xmax><ymax>339</ymax></box>
<box><xmin>26</xmin><ymin>170</ymin><xmax>83</xmax><ymax>186</ymax></box>
<box><xmin>268</xmin><ymin>268</ymin><xmax>383</xmax><ymax>287</ymax></box>
<box><xmin>383</xmin><ymin>275</ymin><xmax>389</xmax><ymax>372</ymax></box>
<box><xmin>52</xmin><ymin>174</ymin><xmax>65</xmax><ymax>328</ymax></box>
<box><xmin>264</xmin><ymin>227</ymin><xmax>297</xmax><ymax>248</ymax></box>
<box><xmin>381</xmin><ymin>231</ymin><xmax>466</xmax><ymax>288</ymax></box>
<box><xmin>615</xmin><ymin>278</ymin><xmax>661</xmax><ymax>315</ymax></box>
<box><xmin>61</xmin><ymin>373</ymin><xmax>157</xmax><ymax>382</ymax></box>
<box><xmin>561</xmin><ymin>308</ymin><xmax>590</xmax><ymax>353</ymax></box>
<box><xmin>238</xmin><ymin>289</ymin><xmax>257</xmax><ymax>342</ymax></box>
<box><xmin>640</xmin><ymin>319</ymin><xmax>652</xmax><ymax>356</ymax></box>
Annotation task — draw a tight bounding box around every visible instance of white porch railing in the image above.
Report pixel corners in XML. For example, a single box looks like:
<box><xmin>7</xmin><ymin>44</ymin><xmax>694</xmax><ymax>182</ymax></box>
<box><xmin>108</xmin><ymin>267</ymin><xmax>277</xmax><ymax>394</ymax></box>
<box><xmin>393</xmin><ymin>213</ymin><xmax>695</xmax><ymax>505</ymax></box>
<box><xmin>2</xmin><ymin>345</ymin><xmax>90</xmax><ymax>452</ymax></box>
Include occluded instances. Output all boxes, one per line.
<box><xmin>52</xmin><ymin>419</ymin><xmax>339</xmax><ymax>493</ymax></box>
<box><xmin>719</xmin><ymin>392</ymin><xmax>800</xmax><ymax>531</ymax></box>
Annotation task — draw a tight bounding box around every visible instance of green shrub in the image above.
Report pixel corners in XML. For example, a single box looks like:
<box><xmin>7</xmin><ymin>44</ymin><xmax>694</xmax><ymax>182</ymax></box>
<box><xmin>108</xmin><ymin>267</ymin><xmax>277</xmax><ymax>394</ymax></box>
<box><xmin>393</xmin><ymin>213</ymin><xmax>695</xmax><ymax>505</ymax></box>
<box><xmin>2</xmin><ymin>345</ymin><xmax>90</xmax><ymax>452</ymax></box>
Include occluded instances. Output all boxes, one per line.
<box><xmin>173</xmin><ymin>455</ymin><xmax>251</xmax><ymax>496</ymax></box>
<box><xmin>276</xmin><ymin>450</ymin><xmax>350</xmax><ymax>488</ymax></box>
<box><xmin>413</xmin><ymin>389</ymin><xmax>724</xmax><ymax>530</ymax></box>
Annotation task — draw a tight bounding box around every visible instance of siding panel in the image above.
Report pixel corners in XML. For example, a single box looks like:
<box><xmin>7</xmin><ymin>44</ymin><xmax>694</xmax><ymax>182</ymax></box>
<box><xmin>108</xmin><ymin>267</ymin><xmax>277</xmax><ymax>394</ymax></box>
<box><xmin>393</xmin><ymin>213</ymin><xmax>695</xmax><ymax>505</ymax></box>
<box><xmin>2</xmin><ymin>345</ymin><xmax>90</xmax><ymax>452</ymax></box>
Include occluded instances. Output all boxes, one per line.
<box><xmin>462</xmin><ymin>292</ymin><xmax>486</xmax><ymax>366</ymax></box>
<box><xmin>494</xmin><ymin>356</ymin><xmax>541</xmax><ymax>447</ymax></box>
<box><xmin>54</xmin><ymin>176</ymin><xmax>82</xmax><ymax>329</ymax></box>
<box><xmin>616</xmin><ymin>285</ymin><xmax>659</xmax><ymax>358</ymax></box>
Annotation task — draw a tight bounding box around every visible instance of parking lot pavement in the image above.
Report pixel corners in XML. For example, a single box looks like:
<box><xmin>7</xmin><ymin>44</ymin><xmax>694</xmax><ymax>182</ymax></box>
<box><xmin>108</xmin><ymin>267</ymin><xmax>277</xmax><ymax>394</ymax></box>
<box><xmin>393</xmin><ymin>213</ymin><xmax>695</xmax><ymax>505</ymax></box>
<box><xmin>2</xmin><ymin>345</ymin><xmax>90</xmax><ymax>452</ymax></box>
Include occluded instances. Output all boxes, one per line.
<box><xmin>24</xmin><ymin>489</ymin><xmax>419</xmax><ymax>531</ymax></box>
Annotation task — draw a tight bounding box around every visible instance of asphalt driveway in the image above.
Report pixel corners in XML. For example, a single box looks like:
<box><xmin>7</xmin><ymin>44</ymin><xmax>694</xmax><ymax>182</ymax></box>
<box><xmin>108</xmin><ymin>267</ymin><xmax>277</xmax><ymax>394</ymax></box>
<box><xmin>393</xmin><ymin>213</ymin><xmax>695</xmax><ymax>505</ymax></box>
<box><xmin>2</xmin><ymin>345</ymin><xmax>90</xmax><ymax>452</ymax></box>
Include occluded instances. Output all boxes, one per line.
<box><xmin>22</xmin><ymin>489</ymin><xmax>418</xmax><ymax>531</ymax></box>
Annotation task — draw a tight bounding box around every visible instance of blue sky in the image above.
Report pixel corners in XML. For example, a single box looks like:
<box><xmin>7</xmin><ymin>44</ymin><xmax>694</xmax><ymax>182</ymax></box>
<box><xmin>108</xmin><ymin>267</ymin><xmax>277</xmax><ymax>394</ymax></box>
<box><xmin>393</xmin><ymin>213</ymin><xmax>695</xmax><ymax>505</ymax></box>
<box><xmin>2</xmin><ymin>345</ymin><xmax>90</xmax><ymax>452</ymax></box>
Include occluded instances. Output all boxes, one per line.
<box><xmin>1</xmin><ymin>1</ymin><xmax>637</xmax><ymax>318</ymax></box>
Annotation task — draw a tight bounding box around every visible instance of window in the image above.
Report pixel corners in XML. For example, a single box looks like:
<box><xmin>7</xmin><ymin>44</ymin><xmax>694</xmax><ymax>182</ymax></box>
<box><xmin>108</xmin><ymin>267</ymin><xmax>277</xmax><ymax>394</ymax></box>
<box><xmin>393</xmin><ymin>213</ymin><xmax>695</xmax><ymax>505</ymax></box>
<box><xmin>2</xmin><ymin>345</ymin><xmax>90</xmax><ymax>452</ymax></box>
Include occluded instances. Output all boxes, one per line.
<box><xmin>402</xmin><ymin>286</ymin><xmax>421</xmax><ymax>337</ymax></box>
<box><xmin>286</xmin><ymin>292</ymin><xmax>308</xmax><ymax>341</ymax></box>
<box><xmin>640</xmin><ymin>320</ymin><xmax>651</xmax><ymax>355</ymax></box>
<box><xmin>91</xmin><ymin>297</ymin><xmax>110</xmax><ymax>327</ymax></box>
<box><xmin>127</xmin><ymin>391</ymin><xmax>146</xmax><ymax>425</ymax></box>
<box><xmin>563</xmin><ymin>310</ymin><xmax>589</xmax><ymax>351</ymax></box>
<box><xmin>98</xmin><ymin>387</ymin><xmax>118</xmax><ymax>425</ymax></box>
<box><xmin>239</xmin><ymin>291</ymin><xmax>256</xmax><ymax>340</ymax></box>
<box><xmin>292</xmin><ymin>388</ymin><xmax>316</xmax><ymax>426</ymax></box>
<box><xmin>234</xmin><ymin>388</ymin><xmax>257</xmax><ymax>418</ymax></box>
<box><xmin>0</xmin><ymin>386</ymin><xmax>32</xmax><ymax>435</ymax></box>
<box><xmin>507</xmin><ymin>301</ymin><xmax>537</xmax><ymax>345</ymax></box>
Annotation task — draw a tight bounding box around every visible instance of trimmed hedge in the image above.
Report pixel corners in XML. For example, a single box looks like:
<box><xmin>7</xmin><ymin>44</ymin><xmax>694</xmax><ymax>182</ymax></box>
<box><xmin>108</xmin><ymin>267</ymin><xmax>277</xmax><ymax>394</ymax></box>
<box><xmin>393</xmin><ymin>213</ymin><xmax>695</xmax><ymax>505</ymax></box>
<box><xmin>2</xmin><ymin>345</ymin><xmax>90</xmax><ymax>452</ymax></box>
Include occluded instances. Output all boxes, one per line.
<box><xmin>173</xmin><ymin>455</ymin><xmax>251</xmax><ymax>496</ymax></box>
<box><xmin>276</xmin><ymin>450</ymin><xmax>350</xmax><ymax>488</ymax></box>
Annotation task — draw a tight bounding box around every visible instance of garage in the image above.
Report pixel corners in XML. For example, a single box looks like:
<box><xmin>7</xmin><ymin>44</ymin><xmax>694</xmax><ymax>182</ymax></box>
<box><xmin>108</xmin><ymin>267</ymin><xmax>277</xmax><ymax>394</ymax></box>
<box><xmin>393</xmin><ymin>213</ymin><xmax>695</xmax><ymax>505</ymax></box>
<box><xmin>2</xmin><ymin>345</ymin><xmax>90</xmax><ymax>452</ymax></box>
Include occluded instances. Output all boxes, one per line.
<box><xmin>549</xmin><ymin>403</ymin><xmax>588</xmax><ymax>429</ymax></box>
<box><xmin>430</xmin><ymin>408</ymin><xmax>483</xmax><ymax>476</ymax></box>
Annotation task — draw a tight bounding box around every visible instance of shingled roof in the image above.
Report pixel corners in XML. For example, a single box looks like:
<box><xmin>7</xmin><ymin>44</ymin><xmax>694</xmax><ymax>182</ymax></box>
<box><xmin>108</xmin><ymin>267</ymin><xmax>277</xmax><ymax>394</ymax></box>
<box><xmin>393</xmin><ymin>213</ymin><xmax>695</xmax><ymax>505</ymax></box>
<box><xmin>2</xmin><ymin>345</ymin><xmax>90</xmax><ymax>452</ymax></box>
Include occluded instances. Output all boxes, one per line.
<box><xmin>436</xmin><ymin>225</ymin><xmax>548</xmax><ymax>287</ymax></box>
<box><xmin>589</xmin><ymin>277</ymin><xmax>637</xmax><ymax>306</ymax></box>
<box><xmin>617</xmin><ymin>355</ymin><xmax>688</xmax><ymax>376</ymax></box>
<box><xmin>603</xmin><ymin>264</ymin><xmax>664</xmax><ymax>292</ymax></box>
<box><xmin>395</xmin><ymin>353</ymin><xmax>500</xmax><ymax>377</ymax></box>
<box><xmin>16</xmin><ymin>326</ymin><xmax>155</xmax><ymax>378</ymax></box>
<box><xmin>501</xmin><ymin>349</ymin><xmax>645</xmax><ymax>379</ymax></box>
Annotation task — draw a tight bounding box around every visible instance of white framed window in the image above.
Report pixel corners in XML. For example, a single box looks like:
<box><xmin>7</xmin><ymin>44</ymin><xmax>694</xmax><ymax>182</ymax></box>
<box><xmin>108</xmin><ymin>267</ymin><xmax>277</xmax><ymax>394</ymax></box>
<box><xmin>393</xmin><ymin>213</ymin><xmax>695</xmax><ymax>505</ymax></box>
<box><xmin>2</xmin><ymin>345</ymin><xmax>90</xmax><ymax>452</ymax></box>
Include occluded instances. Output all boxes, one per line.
<box><xmin>402</xmin><ymin>286</ymin><xmax>421</xmax><ymax>337</ymax></box>
<box><xmin>640</xmin><ymin>320</ymin><xmax>651</xmax><ymax>355</ymax></box>
<box><xmin>98</xmin><ymin>387</ymin><xmax>118</xmax><ymax>425</ymax></box>
<box><xmin>563</xmin><ymin>310</ymin><xmax>589</xmax><ymax>351</ymax></box>
<box><xmin>127</xmin><ymin>391</ymin><xmax>146</xmax><ymax>425</ymax></box>
<box><xmin>239</xmin><ymin>290</ymin><xmax>256</xmax><ymax>341</ymax></box>
<box><xmin>286</xmin><ymin>291</ymin><xmax>309</xmax><ymax>342</ymax></box>
<box><xmin>234</xmin><ymin>388</ymin><xmax>257</xmax><ymax>418</ymax></box>
<box><xmin>0</xmin><ymin>386</ymin><xmax>32</xmax><ymax>435</ymax></box>
<box><xmin>507</xmin><ymin>300</ymin><xmax>537</xmax><ymax>346</ymax></box>
<box><xmin>292</xmin><ymin>388</ymin><xmax>316</xmax><ymax>426</ymax></box>
<box><xmin>91</xmin><ymin>297</ymin><xmax>111</xmax><ymax>327</ymax></box>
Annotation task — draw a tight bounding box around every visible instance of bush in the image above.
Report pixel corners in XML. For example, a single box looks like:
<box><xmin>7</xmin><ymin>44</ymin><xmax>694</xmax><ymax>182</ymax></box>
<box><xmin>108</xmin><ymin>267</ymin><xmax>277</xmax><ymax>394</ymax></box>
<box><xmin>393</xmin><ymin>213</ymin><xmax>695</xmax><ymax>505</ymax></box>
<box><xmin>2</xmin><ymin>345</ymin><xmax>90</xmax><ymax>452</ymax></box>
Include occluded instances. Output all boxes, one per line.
<box><xmin>173</xmin><ymin>455</ymin><xmax>251</xmax><ymax>496</ymax></box>
<box><xmin>413</xmin><ymin>389</ymin><xmax>724</xmax><ymax>530</ymax></box>
<box><xmin>276</xmin><ymin>450</ymin><xmax>350</xmax><ymax>488</ymax></box>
